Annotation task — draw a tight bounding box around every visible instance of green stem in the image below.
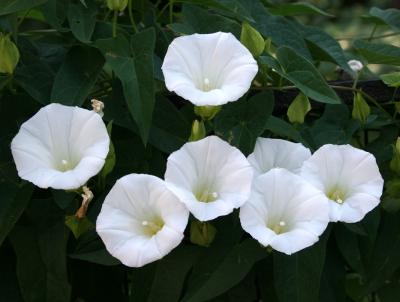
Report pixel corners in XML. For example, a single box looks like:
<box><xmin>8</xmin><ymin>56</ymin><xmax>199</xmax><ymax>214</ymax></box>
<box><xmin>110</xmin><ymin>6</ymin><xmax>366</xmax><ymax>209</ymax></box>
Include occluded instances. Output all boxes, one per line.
<box><xmin>368</xmin><ymin>24</ymin><xmax>378</xmax><ymax>41</ymax></box>
<box><xmin>391</xmin><ymin>87</ymin><xmax>398</xmax><ymax>103</ymax></box>
<box><xmin>336</xmin><ymin>31</ymin><xmax>400</xmax><ymax>41</ymax></box>
<box><xmin>128</xmin><ymin>0</ymin><xmax>138</xmax><ymax>33</ymax></box>
<box><xmin>112</xmin><ymin>10</ymin><xmax>118</xmax><ymax>38</ymax></box>
<box><xmin>156</xmin><ymin>2</ymin><xmax>170</xmax><ymax>20</ymax></box>
<box><xmin>169</xmin><ymin>0</ymin><xmax>174</xmax><ymax>24</ymax></box>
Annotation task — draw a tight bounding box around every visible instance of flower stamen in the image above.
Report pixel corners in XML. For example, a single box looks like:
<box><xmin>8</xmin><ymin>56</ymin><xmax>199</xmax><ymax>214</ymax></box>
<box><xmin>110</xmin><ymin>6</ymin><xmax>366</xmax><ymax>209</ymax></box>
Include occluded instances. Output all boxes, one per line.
<box><xmin>203</xmin><ymin>78</ymin><xmax>211</xmax><ymax>91</ymax></box>
<box><xmin>270</xmin><ymin>220</ymin><xmax>287</xmax><ymax>235</ymax></box>
<box><xmin>195</xmin><ymin>189</ymin><xmax>219</xmax><ymax>203</ymax></box>
<box><xmin>327</xmin><ymin>188</ymin><xmax>346</xmax><ymax>204</ymax></box>
<box><xmin>141</xmin><ymin>219</ymin><xmax>164</xmax><ymax>236</ymax></box>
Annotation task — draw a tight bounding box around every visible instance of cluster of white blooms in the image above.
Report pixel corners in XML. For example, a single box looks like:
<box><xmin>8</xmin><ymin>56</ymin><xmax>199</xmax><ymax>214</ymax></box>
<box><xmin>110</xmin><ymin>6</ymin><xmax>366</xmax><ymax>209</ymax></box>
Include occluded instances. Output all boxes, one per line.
<box><xmin>10</xmin><ymin>32</ymin><xmax>384</xmax><ymax>268</ymax></box>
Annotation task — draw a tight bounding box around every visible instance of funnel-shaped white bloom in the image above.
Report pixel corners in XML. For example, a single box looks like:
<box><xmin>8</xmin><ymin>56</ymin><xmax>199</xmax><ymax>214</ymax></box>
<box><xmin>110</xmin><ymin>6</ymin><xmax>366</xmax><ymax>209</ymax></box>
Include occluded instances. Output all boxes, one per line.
<box><xmin>96</xmin><ymin>174</ymin><xmax>189</xmax><ymax>267</ymax></box>
<box><xmin>11</xmin><ymin>103</ymin><xmax>109</xmax><ymax>190</ymax></box>
<box><xmin>161</xmin><ymin>32</ymin><xmax>258</xmax><ymax>106</ymax></box>
<box><xmin>240</xmin><ymin>168</ymin><xmax>329</xmax><ymax>255</ymax></box>
<box><xmin>247</xmin><ymin>138</ymin><xmax>311</xmax><ymax>176</ymax></box>
<box><xmin>165</xmin><ymin>136</ymin><xmax>253</xmax><ymax>221</ymax></box>
<box><xmin>301</xmin><ymin>144</ymin><xmax>384</xmax><ymax>223</ymax></box>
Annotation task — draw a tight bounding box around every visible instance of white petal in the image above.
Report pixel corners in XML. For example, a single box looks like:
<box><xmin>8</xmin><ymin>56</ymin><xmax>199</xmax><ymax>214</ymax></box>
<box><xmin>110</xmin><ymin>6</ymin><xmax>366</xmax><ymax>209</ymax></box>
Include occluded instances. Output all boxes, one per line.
<box><xmin>162</xmin><ymin>32</ymin><xmax>258</xmax><ymax>106</ymax></box>
<box><xmin>96</xmin><ymin>174</ymin><xmax>189</xmax><ymax>267</ymax></box>
<box><xmin>240</xmin><ymin>168</ymin><xmax>329</xmax><ymax>255</ymax></box>
<box><xmin>165</xmin><ymin>135</ymin><xmax>253</xmax><ymax>221</ymax></box>
<box><xmin>300</xmin><ymin>144</ymin><xmax>384</xmax><ymax>223</ymax></box>
<box><xmin>247</xmin><ymin>138</ymin><xmax>311</xmax><ymax>176</ymax></box>
<box><xmin>11</xmin><ymin>103</ymin><xmax>110</xmax><ymax>190</ymax></box>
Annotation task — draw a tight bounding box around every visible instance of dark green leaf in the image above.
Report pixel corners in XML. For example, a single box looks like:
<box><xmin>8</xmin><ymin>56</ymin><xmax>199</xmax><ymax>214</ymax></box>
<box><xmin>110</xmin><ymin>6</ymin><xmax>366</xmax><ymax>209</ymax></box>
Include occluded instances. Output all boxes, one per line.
<box><xmin>67</xmin><ymin>0</ymin><xmax>97</xmax><ymax>43</ymax></box>
<box><xmin>264</xmin><ymin>116</ymin><xmax>304</xmax><ymax>143</ymax></box>
<box><xmin>267</xmin><ymin>2</ymin><xmax>333</xmax><ymax>17</ymax></box>
<box><xmin>51</xmin><ymin>46</ymin><xmax>105</xmax><ymax>106</ymax></box>
<box><xmin>0</xmin><ymin>0</ymin><xmax>48</xmax><ymax>16</ymax></box>
<box><xmin>353</xmin><ymin>39</ymin><xmax>400</xmax><ymax>66</ymax></box>
<box><xmin>273</xmin><ymin>230</ymin><xmax>330</xmax><ymax>302</ymax></box>
<box><xmin>65</xmin><ymin>215</ymin><xmax>94</xmax><ymax>239</ymax></box>
<box><xmin>182</xmin><ymin>239</ymin><xmax>267</xmax><ymax>302</ymax></box>
<box><xmin>368</xmin><ymin>7</ymin><xmax>400</xmax><ymax>31</ymax></box>
<box><xmin>214</xmin><ymin>91</ymin><xmax>275</xmax><ymax>155</ymax></box>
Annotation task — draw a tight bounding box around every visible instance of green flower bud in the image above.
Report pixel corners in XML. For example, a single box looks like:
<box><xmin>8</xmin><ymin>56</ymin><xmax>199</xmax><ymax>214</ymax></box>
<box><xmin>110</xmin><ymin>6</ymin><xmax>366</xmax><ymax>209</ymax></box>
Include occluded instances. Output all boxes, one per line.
<box><xmin>189</xmin><ymin>119</ymin><xmax>206</xmax><ymax>142</ymax></box>
<box><xmin>240</xmin><ymin>22</ymin><xmax>265</xmax><ymax>58</ymax></box>
<box><xmin>190</xmin><ymin>221</ymin><xmax>216</xmax><ymax>247</ymax></box>
<box><xmin>0</xmin><ymin>33</ymin><xmax>20</xmax><ymax>75</ymax></box>
<box><xmin>287</xmin><ymin>93</ymin><xmax>311</xmax><ymax>124</ymax></box>
<box><xmin>352</xmin><ymin>92</ymin><xmax>370</xmax><ymax>123</ymax></box>
<box><xmin>390</xmin><ymin>137</ymin><xmax>400</xmax><ymax>174</ymax></box>
<box><xmin>194</xmin><ymin>105</ymin><xmax>221</xmax><ymax>121</ymax></box>
<box><xmin>106</xmin><ymin>0</ymin><xmax>128</xmax><ymax>11</ymax></box>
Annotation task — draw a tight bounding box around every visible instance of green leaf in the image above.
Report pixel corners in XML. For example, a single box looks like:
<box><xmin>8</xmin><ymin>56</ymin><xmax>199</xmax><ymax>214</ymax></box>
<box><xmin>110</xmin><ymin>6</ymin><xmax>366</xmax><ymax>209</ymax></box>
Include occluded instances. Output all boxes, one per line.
<box><xmin>353</xmin><ymin>39</ymin><xmax>400</xmax><ymax>66</ymax></box>
<box><xmin>51</xmin><ymin>46</ymin><xmax>105</xmax><ymax>106</ymax></box>
<box><xmin>9</xmin><ymin>198</ymin><xmax>71</xmax><ymax>302</ymax></box>
<box><xmin>0</xmin><ymin>182</ymin><xmax>33</xmax><ymax>246</ymax></box>
<box><xmin>368</xmin><ymin>7</ymin><xmax>400</xmax><ymax>31</ymax></box>
<box><xmin>98</xmin><ymin>121</ymin><xmax>116</xmax><ymax>187</ymax></box>
<box><xmin>147</xmin><ymin>245</ymin><xmax>201</xmax><ymax>302</ymax></box>
<box><xmin>287</xmin><ymin>93</ymin><xmax>311</xmax><ymax>124</ymax></box>
<box><xmin>273</xmin><ymin>230</ymin><xmax>330</xmax><ymax>302</ymax></box>
<box><xmin>267</xmin><ymin>2</ymin><xmax>333</xmax><ymax>17</ymax></box>
<box><xmin>38</xmin><ymin>0</ymin><xmax>69</xmax><ymax>30</ymax></box>
<box><xmin>65</xmin><ymin>215</ymin><xmax>94</xmax><ymax>239</ymax></box>
<box><xmin>380</xmin><ymin>71</ymin><xmax>400</xmax><ymax>88</ymax></box>
<box><xmin>214</xmin><ymin>91</ymin><xmax>275</xmax><ymax>155</ymax></box>
<box><xmin>264</xmin><ymin>116</ymin><xmax>303</xmax><ymax>142</ymax></box>
<box><xmin>96</xmin><ymin>28</ymin><xmax>156</xmax><ymax>145</ymax></box>
<box><xmin>264</xmin><ymin>47</ymin><xmax>341</xmax><ymax>104</ymax></box>
<box><xmin>352</xmin><ymin>92</ymin><xmax>371</xmax><ymax>123</ymax></box>
<box><xmin>0</xmin><ymin>0</ymin><xmax>48</xmax><ymax>16</ymax></box>
<box><xmin>67</xmin><ymin>0</ymin><xmax>97</xmax><ymax>43</ymax></box>
<box><xmin>190</xmin><ymin>221</ymin><xmax>217</xmax><ymax>247</ymax></box>
<box><xmin>181</xmin><ymin>239</ymin><xmax>267</xmax><ymax>302</ymax></box>
<box><xmin>240</xmin><ymin>22</ymin><xmax>265</xmax><ymax>58</ymax></box>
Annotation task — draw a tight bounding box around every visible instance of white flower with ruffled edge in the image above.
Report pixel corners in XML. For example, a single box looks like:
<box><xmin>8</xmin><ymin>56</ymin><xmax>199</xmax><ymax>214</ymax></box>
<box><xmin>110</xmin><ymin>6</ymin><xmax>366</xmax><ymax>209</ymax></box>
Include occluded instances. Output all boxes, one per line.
<box><xmin>247</xmin><ymin>138</ymin><xmax>311</xmax><ymax>176</ymax></box>
<box><xmin>300</xmin><ymin>144</ymin><xmax>384</xmax><ymax>223</ymax></box>
<box><xmin>240</xmin><ymin>168</ymin><xmax>330</xmax><ymax>255</ymax></box>
<box><xmin>96</xmin><ymin>174</ymin><xmax>189</xmax><ymax>267</ymax></box>
<box><xmin>165</xmin><ymin>135</ymin><xmax>253</xmax><ymax>221</ymax></box>
<box><xmin>161</xmin><ymin>32</ymin><xmax>258</xmax><ymax>106</ymax></box>
<box><xmin>11</xmin><ymin>103</ymin><xmax>110</xmax><ymax>190</ymax></box>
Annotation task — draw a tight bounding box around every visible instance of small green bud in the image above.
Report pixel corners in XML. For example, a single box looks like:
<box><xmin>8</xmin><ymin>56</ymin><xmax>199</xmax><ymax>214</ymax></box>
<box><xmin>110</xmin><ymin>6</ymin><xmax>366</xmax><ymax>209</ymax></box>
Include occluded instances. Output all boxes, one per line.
<box><xmin>190</xmin><ymin>221</ymin><xmax>216</xmax><ymax>247</ymax></box>
<box><xmin>106</xmin><ymin>0</ymin><xmax>128</xmax><ymax>11</ymax></box>
<box><xmin>240</xmin><ymin>22</ymin><xmax>265</xmax><ymax>58</ymax></box>
<box><xmin>189</xmin><ymin>119</ymin><xmax>206</xmax><ymax>142</ymax></box>
<box><xmin>390</xmin><ymin>137</ymin><xmax>400</xmax><ymax>174</ymax></box>
<box><xmin>194</xmin><ymin>105</ymin><xmax>221</xmax><ymax>121</ymax></box>
<box><xmin>287</xmin><ymin>93</ymin><xmax>311</xmax><ymax>124</ymax></box>
<box><xmin>352</xmin><ymin>92</ymin><xmax>370</xmax><ymax>123</ymax></box>
<box><xmin>394</xmin><ymin>102</ymin><xmax>400</xmax><ymax>114</ymax></box>
<box><xmin>0</xmin><ymin>33</ymin><xmax>20</xmax><ymax>75</ymax></box>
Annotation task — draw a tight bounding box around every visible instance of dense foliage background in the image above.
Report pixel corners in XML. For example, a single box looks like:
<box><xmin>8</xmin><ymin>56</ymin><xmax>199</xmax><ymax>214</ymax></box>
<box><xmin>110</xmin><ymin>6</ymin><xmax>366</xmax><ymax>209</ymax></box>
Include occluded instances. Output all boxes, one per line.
<box><xmin>1</xmin><ymin>0</ymin><xmax>400</xmax><ymax>301</ymax></box>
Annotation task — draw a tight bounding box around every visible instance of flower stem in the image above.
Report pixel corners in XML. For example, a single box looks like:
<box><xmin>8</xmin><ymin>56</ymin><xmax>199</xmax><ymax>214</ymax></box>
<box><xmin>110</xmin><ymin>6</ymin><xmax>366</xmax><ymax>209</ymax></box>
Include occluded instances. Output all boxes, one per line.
<box><xmin>112</xmin><ymin>10</ymin><xmax>118</xmax><ymax>38</ymax></box>
<box><xmin>368</xmin><ymin>24</ymin><xmax>378</xmax><ymax>41</ymax></box>
<box><xmin>128</xmin><ymin>0</ymin><xmax>138</xmax><ymax>33</ymax></box>
<box><xmin>169</xmin><ymin>0</ymin><xmax>174</xmax><ymax>24</ymax></box>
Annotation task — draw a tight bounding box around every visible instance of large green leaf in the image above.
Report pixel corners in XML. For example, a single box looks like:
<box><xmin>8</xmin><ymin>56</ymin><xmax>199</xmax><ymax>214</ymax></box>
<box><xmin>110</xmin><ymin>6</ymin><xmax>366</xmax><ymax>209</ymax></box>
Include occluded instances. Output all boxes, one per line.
<box><xmin>51</xmin><ymin>46</ymin><xmax>104</xmax><ymax>105</ymax></box>
<box><xmin>273</xmin><ymin>230</ymin><xmax>330</xmax><ymax>302</ymax></box>
<box><xmin>214</xmin><ymin>91</ymin><xmax>275</xmax><ymax>155</ymax></box>
<box><xmin>267</xmin><ymin>2</ymin><xmax>333</xmax><ymax>17</ymax></box>
<box><xmin>9</xmin><ymin>198</ymin><xmax>71</xmax><ymax>302</ymax></box>
<box><xmin>353</xmin><ymin>39</ymin><xmax>400</xmax><ymax>66</ymax></box>
<box><xmin>181</xmin><ymin>239</ymin><xmax>267</xmax><ymax>302</ymax></box>
<box><xmin>0</xmin><ymin>0</ymin><xmax>48</xmax><ymax>16</ymax></box>
<box><xmin>67</xmin><ymin>0</ymin><xmax>97</xmax><ymax>43</ymax></box>
<box><xmin>261</xmin><ymin>47</ymin><xmax>340</xmax><ymax>104</ymax></box>
<box><xmin>368</xmin><ymin>7</ymin><xmax>400</xmax><ymax>31</ymax></box>
<box><xmin>96</xmin><ymin>28</ymin><xmax>156</xmax><ymax>145</ymax></box>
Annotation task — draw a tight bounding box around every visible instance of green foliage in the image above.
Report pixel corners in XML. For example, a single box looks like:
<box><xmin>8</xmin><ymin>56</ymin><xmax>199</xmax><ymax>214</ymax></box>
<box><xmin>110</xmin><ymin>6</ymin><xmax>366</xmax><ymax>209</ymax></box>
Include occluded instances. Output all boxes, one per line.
<box><xmin>1</xmin><ymin>1</ymin><xmax>400</xmax><ymax>301</ymax></box>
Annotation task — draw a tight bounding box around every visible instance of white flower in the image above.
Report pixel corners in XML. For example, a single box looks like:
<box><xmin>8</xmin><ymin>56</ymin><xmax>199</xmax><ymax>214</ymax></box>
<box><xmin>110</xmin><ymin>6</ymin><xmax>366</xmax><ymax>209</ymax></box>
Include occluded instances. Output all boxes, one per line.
<box><xmin>161</xmin><ymin>32</ymin><xmax>258</xmax><ymax>106</ymax></box>
<box><xmin>348</xmin><ymin>59</ymin><xmax>364</xmax><ymax>72</ymax></box>
<box><xmin>11</xmin><ymin>103</ymin><xmax>110</xmax><ymax>190</ymax></box>
<box><xmin>240</xmin><ymin>168</ymin><xmax>329</xmax><ymax>255</ymax></box>
<box><xmin>165</xmin><ymin>135</ymin><xmax>253</xmax><ymax>221</ymax></box>
<box><xmin>247</xmin><ymin>138</ymin><xmax>311</xmax><ymax>176</ymax></box>
<box><xmin>96</xmin><ymin>174</ymin><xmax>189</xmax><ymax>267</ymax></box>
<box><xmin>300</xmin><ymin>144</ymin><xmax>384</xmax><ymax>223</ymax></box>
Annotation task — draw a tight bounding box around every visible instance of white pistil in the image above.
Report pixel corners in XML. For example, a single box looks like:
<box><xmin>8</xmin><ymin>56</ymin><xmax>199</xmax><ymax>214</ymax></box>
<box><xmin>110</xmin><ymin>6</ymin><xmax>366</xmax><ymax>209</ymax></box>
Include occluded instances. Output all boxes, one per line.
<box><xmin>211</xmin><ymin>192</ymin><xmax>218</xmax><ymax>198</ymax></box>
<box><xmin>279</xmin><ymin>220</ymin><xmax>286</xmax><ymax>227</ymax></box>
<box><xmin>141</xmin><ymin>219</ymin><xmax>163</xmax><ymax>235</ymax></box>
<box><xmin>203</xmin><ymin>78</ymin><xmax>211</xmax><ymax>91</ymax></box>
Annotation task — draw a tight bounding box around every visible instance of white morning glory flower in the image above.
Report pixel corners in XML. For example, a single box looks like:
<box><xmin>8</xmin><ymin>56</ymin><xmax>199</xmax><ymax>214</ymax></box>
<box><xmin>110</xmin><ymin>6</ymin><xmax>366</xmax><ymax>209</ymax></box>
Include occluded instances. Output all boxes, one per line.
<box><xmin>247</xmin><ymin>138</ymin><xmax>311</xmax><ymax>176</ymax></box>
<box><xmin>165</xmin><ymin>135</ymin><xmax>253</xmax><ymax>221</ymax></box>
<box><xmin>348</xmin><ymin>59</ymin><xmax>364</xmax><ymax>72</ymax></box>
<box><xmin>11</xmin><ymin>103</ymin><xmax>110</xmax><ymax>190</ymax></box>
<box><xmin>300</xmin><ymin>144</ymin><xmax>384</xmax><ymax>223</ymax></box>
<box><xmin>96</xmin><ymin>174</ymin><xmax>189</xmax><ymax>267</ymax></box>
<box><xmin>161</xmin><ymin>32</ymin><xmax>258</xmax><ymax>106</ymax></box>
<box><xmin>240</xmin><ymin>168</ymin><xmax>329</xmax><ymax>255</ymax></box>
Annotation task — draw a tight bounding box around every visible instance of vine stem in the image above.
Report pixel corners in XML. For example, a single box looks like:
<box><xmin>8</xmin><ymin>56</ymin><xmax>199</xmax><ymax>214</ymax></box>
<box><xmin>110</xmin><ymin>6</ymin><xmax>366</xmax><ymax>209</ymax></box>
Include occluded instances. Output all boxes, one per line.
<box><xmin>128</xmin><ymin>0</ymin><xmax>138</xmax><ymax>33</ymax></box>
<box><xmin>368</xmin><ymin>23</ymin><xmax>378</xmax><ymax>41</ymax></box>
<box><xmin>336</xmin><ymin>31</ymin><xmax>400</xmax><ymax>41</ymax></box>
<box><xmin>169</xmin><ymin>0</ymin><xmax>174</xmax><ymax>24</ymax></box>
<box><xmin>112</xmin><ymin>10</ymin><xmax>118</xmax><ymax>38</ymax></box>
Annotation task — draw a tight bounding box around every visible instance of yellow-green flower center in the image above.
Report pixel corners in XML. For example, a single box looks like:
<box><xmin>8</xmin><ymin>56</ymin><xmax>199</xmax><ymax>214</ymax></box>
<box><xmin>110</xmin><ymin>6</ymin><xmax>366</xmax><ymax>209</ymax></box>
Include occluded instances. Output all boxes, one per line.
<box><xmin>268</xmin><ymin>220</ymin><xmax>287</xmax><ymax>235</ymax></box>
<box><xmin>141</xmin><ymin>217</ymin><xmax>164</xmax><ymax>236</ymax></box>
<box><xmin>327</xmin><ymin>187</ymin><xmax>346</xmax><ymax>204</ymax></box>
<box><xmin>195</xmin><ymin>189</ymin><xmax>219</xmax><ymax>203</ymax></box>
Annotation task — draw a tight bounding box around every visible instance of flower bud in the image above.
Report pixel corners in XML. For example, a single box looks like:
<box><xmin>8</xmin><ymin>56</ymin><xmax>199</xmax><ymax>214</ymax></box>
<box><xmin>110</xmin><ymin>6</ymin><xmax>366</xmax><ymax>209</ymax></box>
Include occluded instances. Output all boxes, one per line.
<box><xmin>106</xmin><ymin>0</ymin><xmax>128</xmax><ymax>11</ymax></box>
<box><xmin>352</xmin><ymin>92</ymin><xmax>370</xmax><ymax>123</ymax></box>
<box><xmin>189</xmin><ymin>119</ymin><xmax>206</xmax><ymax>142</ymax></box>
<box><xmin>348</xmin><ymin>59</ymin><xmax>363</xmax><ymax>72</ymax></box>
<box><xmin>91</xmin><ymin>99</ymin><xmax>104</xmax><ymax>117</ymax></box>
<box><xmin>190</xmin><ymin>221</ymin><xmax>216</xmax><ymax>247</ymax></box>
<box><xmin>390</xmin><ymin>137</ymin><xmax>400</xmax><ymax>174</ymax></box>
<box><xmin>287</xmin><ymin>93</ymin><xmax>311</xmax><ymax>124</ymax></box>
<box><xmin>0</xmin><ymin>33</ymin><xmax>20</xmax><ymax>75</ymax></box>
<box><xmin>194</xmin><ymin>105</ymin><xmax>221</xmax><ymax>121</ymax></box>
